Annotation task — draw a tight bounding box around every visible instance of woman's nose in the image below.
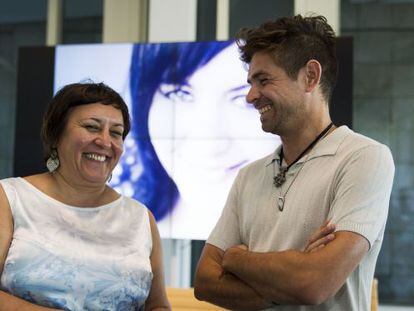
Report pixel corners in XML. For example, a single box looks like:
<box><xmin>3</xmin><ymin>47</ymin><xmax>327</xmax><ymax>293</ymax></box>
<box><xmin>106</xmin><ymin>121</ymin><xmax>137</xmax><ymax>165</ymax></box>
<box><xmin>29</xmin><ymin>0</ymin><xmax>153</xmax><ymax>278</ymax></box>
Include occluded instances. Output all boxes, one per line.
<box><xmin>95</xmin><ymin>131</ymin><xmax>112</xmax><ymax>148</ymax></box>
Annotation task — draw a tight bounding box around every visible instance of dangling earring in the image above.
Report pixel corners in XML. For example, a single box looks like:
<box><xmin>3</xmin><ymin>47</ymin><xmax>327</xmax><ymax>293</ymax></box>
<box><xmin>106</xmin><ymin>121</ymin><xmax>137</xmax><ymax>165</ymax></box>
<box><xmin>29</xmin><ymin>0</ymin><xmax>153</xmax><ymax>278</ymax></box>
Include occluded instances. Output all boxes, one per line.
<box><xmin>46</xmin><ymin>149</ymin><xmax>60</xmax><ymax>173</ymax></box>
<box><xmin>107</xmin><ymin>173</ymin><xmax>112</xmax><ymax>183</ymax></box>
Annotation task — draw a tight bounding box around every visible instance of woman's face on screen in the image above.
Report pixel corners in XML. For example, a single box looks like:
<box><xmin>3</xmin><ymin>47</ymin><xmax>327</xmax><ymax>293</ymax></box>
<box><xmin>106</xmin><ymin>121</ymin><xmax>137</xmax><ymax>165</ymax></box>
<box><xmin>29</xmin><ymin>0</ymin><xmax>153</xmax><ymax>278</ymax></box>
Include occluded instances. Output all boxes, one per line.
<box><xmin>148</xmin><ymin>44</ymin><xmax>276</xmax><ymax>193</ymax></box>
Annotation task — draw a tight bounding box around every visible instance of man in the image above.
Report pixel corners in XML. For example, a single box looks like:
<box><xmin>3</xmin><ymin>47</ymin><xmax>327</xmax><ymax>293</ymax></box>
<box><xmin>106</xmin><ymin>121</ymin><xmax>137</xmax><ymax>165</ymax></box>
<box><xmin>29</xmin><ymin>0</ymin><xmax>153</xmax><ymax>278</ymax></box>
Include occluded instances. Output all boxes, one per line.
<box><xmin>194</xmin><ymin>15</ymin><xmax>394</xmax><ymax>310</ymax></box>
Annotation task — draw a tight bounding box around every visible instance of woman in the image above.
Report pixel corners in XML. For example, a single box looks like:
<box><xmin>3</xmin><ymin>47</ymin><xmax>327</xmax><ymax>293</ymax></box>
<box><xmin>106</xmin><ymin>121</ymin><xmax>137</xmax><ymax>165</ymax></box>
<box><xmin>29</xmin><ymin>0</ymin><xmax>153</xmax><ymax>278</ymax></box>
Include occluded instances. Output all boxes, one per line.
<box><xmin>112</xmin><ymin>41</ymin><xmax>278</xmax><ymax>239</ymax></box>
<box><xmin>0</xmin><ymin>83</ymin><xmax>170</xmax><ymax>310</ymax></box>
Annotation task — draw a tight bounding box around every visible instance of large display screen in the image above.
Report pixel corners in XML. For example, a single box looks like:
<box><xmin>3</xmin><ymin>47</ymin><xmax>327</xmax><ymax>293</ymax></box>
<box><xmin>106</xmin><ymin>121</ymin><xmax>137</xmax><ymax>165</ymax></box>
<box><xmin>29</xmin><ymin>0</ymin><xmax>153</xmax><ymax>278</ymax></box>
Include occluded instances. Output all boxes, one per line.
<box><xmin>54</xmin><ymin>41</ymin><xmax>280</xmax><ymax>239</ymax></box>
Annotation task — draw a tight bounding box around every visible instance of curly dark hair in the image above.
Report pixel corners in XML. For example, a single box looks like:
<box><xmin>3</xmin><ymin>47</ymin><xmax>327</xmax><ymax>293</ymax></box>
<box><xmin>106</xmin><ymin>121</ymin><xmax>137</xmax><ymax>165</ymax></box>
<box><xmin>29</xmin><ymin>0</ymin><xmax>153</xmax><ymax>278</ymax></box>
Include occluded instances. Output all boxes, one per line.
<box><xmin>41</xmin><ymin>82</ymin><xmax>131</xmax><ymax>161</ymax></box>
<box><xmin>236</xmin><ymin>15</ymin><xmax>337</xmax><ymax>102</ymax></box>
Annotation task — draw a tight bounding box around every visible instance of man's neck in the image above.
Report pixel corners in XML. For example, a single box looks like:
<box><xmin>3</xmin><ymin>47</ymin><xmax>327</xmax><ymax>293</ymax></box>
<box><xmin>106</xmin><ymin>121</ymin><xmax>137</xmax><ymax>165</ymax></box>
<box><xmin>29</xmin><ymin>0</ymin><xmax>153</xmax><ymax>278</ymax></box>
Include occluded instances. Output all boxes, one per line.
<box><xmin>280</xmin><ymin>117</ymin><xmax>333</xmax><ymax>166</ymax></box>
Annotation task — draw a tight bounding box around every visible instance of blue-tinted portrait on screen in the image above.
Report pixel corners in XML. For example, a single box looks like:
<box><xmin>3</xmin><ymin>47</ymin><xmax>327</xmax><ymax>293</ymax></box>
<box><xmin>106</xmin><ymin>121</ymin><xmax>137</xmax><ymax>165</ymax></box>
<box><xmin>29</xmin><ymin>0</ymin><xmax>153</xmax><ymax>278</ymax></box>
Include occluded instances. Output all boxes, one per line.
<box><xmin>54</xmin><ymin>41</ymin><xmax>278</xmax><ymax>239</ymax></box>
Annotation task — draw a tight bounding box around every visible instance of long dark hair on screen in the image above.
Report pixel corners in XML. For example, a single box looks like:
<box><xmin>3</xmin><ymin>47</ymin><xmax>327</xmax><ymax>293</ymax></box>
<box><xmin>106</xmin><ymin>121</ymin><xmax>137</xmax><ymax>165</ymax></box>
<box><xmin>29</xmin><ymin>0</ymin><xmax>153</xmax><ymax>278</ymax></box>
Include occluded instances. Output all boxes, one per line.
<box><xmin>121</xmin><ymin>41</ymin><xmax>233</xmax><ymax>220</ymax></box>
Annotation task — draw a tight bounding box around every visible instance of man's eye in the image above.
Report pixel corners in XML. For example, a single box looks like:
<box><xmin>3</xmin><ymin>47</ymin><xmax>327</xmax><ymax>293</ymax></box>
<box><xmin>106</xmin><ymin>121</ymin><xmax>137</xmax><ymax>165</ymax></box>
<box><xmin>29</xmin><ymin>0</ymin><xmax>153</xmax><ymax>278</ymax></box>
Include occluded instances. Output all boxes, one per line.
<box><xmin>159</xmin><ymin>84</ymin><xmax>194</xmax><ymax>103</ymax></box>
<box><xmin>259</xmin><ymin>78</ymin><xmax>268</xmax><ymax>85</ymax></box>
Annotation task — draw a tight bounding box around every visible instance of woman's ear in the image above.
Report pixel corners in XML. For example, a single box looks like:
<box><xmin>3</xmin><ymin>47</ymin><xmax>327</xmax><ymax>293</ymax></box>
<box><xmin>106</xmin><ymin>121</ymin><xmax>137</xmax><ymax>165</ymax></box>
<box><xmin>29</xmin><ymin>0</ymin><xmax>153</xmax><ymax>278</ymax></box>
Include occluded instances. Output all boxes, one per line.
<box><xmin>304</xmin><ymin>59</ymin><xmax>322</xmax><ymax>93</ymax></box>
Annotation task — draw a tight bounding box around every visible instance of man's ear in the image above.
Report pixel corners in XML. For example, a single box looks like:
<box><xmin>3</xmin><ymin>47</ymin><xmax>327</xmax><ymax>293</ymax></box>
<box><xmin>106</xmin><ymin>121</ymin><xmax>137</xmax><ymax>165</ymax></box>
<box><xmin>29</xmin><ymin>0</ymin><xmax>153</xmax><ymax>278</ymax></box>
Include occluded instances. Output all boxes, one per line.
<box><xmin>304</xmin><ymin>59</ymin><xmax>322</xmax><ymax>93</ymax></box>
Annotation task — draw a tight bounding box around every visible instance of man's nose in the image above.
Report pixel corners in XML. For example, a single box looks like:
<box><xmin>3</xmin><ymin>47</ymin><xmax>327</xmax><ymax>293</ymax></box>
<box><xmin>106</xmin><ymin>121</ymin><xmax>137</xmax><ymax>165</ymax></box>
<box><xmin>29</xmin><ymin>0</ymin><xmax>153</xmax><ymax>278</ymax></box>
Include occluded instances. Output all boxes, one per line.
<box><xmin>246</xmin><ymin>85</ymin><xmax>259</xmax><ymax>104</ymax></box>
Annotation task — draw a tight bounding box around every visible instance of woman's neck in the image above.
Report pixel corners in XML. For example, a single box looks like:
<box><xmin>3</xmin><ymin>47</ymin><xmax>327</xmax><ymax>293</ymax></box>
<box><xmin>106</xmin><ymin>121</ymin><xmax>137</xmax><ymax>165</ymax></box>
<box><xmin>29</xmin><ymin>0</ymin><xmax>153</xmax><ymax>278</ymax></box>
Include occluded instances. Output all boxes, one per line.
<box><xmin>48</xmin><ymin>171</ymin><xmax>113</xmax><ymax>207</ymax></box>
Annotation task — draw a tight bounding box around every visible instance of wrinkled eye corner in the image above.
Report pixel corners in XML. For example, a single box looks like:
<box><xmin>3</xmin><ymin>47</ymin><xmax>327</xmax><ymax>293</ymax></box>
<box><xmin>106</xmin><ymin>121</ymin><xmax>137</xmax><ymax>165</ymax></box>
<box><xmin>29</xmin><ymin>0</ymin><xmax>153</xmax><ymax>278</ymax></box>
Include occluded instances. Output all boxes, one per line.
<box><xmin>259</xmin><ymin>78</ymin><xmax>268</xmax><ymax>85</ymax></box>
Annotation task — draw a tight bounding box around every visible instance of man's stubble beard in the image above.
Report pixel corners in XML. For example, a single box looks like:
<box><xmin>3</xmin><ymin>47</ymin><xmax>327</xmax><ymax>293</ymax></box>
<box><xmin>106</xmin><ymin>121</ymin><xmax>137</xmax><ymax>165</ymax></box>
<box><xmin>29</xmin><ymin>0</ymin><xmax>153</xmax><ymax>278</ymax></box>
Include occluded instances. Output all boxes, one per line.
<box><xmin>266</xmin><ymin>99</ymin><xmax>307</xmax><ymax>137</ymax></box>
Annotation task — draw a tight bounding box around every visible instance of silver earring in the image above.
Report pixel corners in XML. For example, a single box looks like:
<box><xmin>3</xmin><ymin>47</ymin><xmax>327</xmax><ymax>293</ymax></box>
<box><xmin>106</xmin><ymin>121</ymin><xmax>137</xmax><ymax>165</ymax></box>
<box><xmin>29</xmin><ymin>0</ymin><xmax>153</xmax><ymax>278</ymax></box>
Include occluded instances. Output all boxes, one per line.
<box><xmin>46</xmin><ymin>149</ymin><xmax>60</xmax><ymax>173</ymax></box>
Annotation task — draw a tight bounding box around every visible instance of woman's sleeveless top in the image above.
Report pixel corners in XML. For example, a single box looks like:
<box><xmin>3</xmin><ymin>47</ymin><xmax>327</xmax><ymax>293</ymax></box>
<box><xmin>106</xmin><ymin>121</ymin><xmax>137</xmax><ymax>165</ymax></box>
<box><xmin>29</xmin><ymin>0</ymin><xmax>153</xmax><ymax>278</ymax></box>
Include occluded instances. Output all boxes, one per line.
<box><xmin>0</xmin><ymin>177</ymin><xmax>153</xmax><ymax>310</ymax></box>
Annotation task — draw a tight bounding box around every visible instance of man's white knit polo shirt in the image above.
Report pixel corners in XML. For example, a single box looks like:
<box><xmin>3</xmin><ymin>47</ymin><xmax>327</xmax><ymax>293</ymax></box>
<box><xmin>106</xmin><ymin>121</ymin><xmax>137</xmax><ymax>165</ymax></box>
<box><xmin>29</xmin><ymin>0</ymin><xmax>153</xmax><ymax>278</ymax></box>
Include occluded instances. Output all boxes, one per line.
<box><xmin>207</xmin><ymin>126</ymin><xmax>395</xmax><ymax>311</ymax></box>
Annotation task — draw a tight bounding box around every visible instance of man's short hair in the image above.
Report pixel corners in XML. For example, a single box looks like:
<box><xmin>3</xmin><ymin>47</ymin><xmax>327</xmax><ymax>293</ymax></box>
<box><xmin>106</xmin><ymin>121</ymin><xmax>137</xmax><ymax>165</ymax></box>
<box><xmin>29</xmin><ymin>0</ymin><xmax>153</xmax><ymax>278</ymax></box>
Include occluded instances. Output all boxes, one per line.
<box><xmin>236</xmin><ymin>15</ymin><xmax>338</xmax><ymax>102</ymax></box>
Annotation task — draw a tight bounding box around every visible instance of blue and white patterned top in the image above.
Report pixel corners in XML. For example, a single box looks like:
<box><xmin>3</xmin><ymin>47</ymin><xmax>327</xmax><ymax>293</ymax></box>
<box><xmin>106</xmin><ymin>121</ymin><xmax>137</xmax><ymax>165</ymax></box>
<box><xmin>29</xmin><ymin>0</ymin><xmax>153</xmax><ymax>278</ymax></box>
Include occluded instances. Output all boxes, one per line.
<box><xmin>0</xmin><ymin>177</ymin><xmax>153</xmax><ymax>310</ymax></box>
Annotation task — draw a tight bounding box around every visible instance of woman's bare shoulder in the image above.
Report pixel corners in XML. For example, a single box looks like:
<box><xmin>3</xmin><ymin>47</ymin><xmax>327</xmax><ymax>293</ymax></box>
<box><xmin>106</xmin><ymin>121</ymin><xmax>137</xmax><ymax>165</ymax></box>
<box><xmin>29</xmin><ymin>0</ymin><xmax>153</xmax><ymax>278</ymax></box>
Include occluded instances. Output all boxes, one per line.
<box><xmin>23</xmin><ymin>172</ymin><xmax>50</xmax><ymax>185</ymax></box>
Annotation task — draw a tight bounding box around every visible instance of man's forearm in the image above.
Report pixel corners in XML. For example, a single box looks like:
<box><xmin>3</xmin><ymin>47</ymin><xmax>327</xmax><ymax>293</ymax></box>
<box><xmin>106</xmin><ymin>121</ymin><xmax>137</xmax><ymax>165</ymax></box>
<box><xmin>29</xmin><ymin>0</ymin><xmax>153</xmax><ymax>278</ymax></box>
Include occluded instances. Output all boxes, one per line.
<box><xmin>222</xmin><ymin>232</ymin><xmax>369</xmax><ymax>305</ymax></box>
<box><xmin>222</xmin><ymin>248</ymin><xmax>308</xmax><ymax>304</ymax></box>
<box><xmin>194</xmin><ymin>265</ymin><xmax>272</xmax><ymax>310</ymax></box>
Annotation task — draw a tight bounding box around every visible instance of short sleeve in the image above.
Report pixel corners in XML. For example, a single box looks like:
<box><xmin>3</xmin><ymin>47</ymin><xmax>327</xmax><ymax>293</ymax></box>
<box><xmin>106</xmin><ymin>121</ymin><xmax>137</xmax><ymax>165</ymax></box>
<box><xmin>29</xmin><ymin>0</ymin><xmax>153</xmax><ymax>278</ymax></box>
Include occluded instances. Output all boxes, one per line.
<box><xmin>206</xmin><ymin>172</ymin><xmax>242</xmax><ymax>251</ymax></box>
<box><xmin>328</xmin><ymin>144</ymin><xmax>395</xmax><ymax>248</ymax></box>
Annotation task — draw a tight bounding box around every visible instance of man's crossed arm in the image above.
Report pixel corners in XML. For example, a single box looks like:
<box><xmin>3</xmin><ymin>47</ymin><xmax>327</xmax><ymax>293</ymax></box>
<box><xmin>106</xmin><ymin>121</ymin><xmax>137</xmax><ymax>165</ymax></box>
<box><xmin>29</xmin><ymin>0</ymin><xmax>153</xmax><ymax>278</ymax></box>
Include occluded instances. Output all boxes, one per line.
<box><xmin>194</xmin><ymin>224</ymin><xmax>368</xmax><ymax>309</ymax></box>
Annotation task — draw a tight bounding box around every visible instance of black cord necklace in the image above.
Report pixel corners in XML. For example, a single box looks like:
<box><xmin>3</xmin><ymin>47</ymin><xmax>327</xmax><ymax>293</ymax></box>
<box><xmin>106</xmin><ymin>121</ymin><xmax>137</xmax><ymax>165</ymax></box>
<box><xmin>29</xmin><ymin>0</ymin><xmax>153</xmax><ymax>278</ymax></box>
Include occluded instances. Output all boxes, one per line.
<box><xmin>273</xmin><ymin>122</ymin><xmax>334</xmax><ymax>188</ymax></box>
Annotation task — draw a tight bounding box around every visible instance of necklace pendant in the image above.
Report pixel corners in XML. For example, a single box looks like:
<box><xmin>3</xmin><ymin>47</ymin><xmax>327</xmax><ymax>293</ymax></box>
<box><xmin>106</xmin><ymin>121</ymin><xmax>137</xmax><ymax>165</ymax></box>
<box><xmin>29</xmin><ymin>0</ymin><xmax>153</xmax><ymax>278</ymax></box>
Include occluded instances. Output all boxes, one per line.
<box><xmin>273</xmin><ymin>168</ymin><xmax>287</xmax><ymax>188</ymax></box>
<box><xmin>277</xmin><ymin>196</ymin><xmax>284</xmax><ymax>211</ymax></box>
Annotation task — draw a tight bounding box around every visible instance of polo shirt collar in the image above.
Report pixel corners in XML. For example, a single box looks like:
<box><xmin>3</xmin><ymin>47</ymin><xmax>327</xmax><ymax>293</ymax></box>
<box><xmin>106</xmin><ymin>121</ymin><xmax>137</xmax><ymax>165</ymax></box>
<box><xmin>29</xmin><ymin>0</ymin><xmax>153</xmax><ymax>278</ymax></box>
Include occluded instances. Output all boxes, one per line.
<box><xmin>265</xmin><ymin>125</ymin><xmax>352</xmax><ymax>166</ymax></box>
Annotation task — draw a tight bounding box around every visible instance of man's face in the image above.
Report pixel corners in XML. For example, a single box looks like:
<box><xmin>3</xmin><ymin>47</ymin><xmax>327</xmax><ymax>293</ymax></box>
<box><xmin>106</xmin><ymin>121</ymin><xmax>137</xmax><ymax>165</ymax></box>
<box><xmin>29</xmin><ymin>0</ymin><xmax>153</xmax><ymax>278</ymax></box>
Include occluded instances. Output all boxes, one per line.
<box><xmin>246</xmin><ymin>51</ymin><xmax>308</xmax><ymax>136</ymax></box>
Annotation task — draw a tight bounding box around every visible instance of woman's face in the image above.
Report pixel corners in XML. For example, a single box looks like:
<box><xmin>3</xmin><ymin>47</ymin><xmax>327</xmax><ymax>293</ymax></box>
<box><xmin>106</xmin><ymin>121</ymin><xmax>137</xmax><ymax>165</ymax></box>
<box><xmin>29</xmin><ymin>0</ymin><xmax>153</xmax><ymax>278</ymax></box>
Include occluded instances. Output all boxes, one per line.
<box><xmin>57</xmin><ymin>103</ymin><xmax>124</xmax><ymax>185</ymax></box>
<box><xmin>148</xmin><ymin>44</ymin><xmax>277</xmax><ymax>186</ymax></box>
